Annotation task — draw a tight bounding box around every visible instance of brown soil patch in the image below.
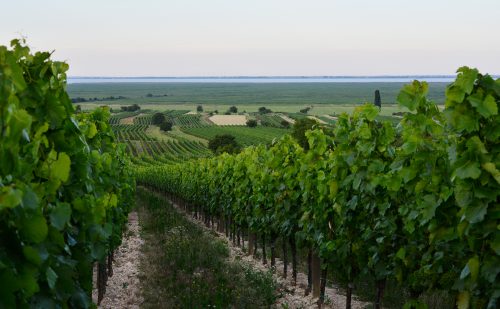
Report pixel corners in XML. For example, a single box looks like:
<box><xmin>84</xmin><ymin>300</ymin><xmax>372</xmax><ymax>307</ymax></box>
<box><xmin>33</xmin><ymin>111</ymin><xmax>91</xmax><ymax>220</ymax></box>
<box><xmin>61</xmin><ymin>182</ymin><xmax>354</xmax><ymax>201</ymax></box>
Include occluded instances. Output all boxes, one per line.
<box><xmin>209</xmin><ymin>115</ymin><xmax>247</xmax><ymax>125</ymax></box>
<box><xmin>120</xmin><ymin>114</ymin><xmax>142</xmax><ymax>124</ymax></box>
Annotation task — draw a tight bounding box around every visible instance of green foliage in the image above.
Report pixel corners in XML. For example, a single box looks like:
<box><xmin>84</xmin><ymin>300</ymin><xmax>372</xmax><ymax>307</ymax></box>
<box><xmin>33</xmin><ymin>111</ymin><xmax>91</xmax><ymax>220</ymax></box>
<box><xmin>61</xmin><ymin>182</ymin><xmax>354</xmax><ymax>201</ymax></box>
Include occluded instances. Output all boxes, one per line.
<box><xmin>152</xmin><ymin>112</ymin><xmax>166</xmax><ymax>125</ymax></box>
<box><xmin>159</xmin><ymin>121</ymin><xmax>173</xmax><ymax>131</ymax></box>
<box><xmin>136</xmin><ymin>67</ymin><xmax>499</xmax><ymax>309</ymax></box>
<box><xmin>228</xmin><ymin>106</ymin><xmax>238</xmax><ymax>113</ymax></box>
<box><xmin>374</xmin><ymin>89</ymin><xmax>381</xmax><ymax>108</ymax></box>
<box><xmin>246</xmin><ymin>119</ymin><xmax>258</xmax><ymax>127</ymax></box>
<box><xmin>197</xmin><ymin>105</ymin><xmax>203</xmax><ymax>112</ymax></box>
<box><xmin>291</xmin><ymin>117</ymin><xmax>319</xmax><ymax>150</ymax></box>
<box><xmin>182</xmin><ymin>126</ymin><xmax>290</xmax><ymax>147</ymax></box>
<box><xmin>299</xmin><ymin>107</ymin><xmax>311</xmax><ymax>114</ymax></box>
<box><xmin>258</xmin><ymin>106</ymin><xmax>272</xmax><ymax>114</ymax></box>
<box><xmin>208</xmin><ymin>134</ymin><xmax>241</xmax><ymax>154</ymax></box>
<box><xmin>120</xmin><ymin>104</ymin><xmax>140</xmax><ymax>112</ymax></box>
<box><xmin>138</xmin><ymin>188</ymin><xmax>277</xmax><ymax>308</ymax></box>
<box><xmin>0</xmin><ymin>39</ymin><xmax>133</xmax><ymax>307</ymax></box>
<box><xmin>443</xmin><ymin>67</ymin><xmax>500</xmax><ymax>308</ymax></box>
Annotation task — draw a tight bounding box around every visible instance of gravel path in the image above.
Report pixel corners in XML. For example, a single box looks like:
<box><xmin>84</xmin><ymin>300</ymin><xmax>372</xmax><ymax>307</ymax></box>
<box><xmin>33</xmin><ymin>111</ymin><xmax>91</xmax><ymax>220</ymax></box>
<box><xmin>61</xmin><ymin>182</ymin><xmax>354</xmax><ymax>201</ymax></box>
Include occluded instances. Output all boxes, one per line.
<box><xmin>93</xmin><ymin>191</ymin><xmax>370</xmax><ymax>309</ymax></box>
<box><xmin>92</xmin><ymin>212</ymin><xmax>144</xmax><ymax>309</ymax></box>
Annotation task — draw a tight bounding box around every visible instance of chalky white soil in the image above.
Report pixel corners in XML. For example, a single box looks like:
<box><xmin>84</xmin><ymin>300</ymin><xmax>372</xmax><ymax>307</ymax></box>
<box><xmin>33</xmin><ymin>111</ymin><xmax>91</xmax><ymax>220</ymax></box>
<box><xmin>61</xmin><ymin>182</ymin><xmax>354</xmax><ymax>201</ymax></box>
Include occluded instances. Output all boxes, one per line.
<box><xmin>94</xmin><ymin>193</ymin><xmax>369</xmax><ymax>309</ymax></box>
<box><xmin>279</xmin><ymin>114</ymin><xmax>296</xmax><ymax>124</ymax></box>
<box><xmin>322</xmin><ymin>114</ymin><xmax>338</xmax><ymax>120</ymax></box>
<box><xmin>307</xmin><ymin>115</ymin><xmax>327</xmax><ymax>124</ymax></box>
<box><xmin>92</xmin><ymin>212</ymin><xmax>144</xmax><ymax>309</ymax></box>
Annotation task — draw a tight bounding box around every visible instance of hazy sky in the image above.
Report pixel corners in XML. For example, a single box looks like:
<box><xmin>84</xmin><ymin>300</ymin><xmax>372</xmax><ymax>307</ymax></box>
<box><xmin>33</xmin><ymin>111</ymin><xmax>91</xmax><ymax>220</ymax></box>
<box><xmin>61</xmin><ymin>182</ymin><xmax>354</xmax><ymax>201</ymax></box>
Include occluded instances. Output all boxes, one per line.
<box><xmin>2</xmin><ymin>0</ymin><xmax>499</xmax><ymax>76</ymax></box>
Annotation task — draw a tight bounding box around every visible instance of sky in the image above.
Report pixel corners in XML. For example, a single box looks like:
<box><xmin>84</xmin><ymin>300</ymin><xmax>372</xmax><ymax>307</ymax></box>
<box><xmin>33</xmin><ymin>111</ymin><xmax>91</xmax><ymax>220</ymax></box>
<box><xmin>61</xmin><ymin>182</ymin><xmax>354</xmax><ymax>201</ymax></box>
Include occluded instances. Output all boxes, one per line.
<box><xmin>2</xmin><ymin>0</ymin><xmax>499</xmax><ymax>76</ymax></box>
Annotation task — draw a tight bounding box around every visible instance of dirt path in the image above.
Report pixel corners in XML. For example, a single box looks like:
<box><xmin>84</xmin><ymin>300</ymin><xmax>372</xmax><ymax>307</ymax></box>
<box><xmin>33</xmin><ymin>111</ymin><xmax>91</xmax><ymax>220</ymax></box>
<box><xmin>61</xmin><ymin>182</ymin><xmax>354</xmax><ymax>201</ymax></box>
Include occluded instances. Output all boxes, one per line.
<box><xmin>93</xmin><ymin>190</ymin><xmax>370</xmax><ymax>308</ymax></box>
<box><xmin>307</xmin><ymin>115</ymin><xmax>328</xmax><ymax>124</ymax></box>
<box><xmin>279</xmin><ymin>114</ymin><xmax>296</xmax><ymax>124</ymax></box>
<box><xmin>147</xmin><ymin>190</ymin><xmax>369</xmax><ymax>309</ymax></box>
<box><xmin>92</xmin><ymin>212</ymin><xmax>144</xmax><ymax>308</ymax></box>
<box><xmin>322</xmin><ymin>114</ymin><xmax>338</xmax><ymax>121</ymax></box>
<box><xmin>120</xmin><ymin>113</ymin><xmax>142</xmax><ymax>124</ymax></box>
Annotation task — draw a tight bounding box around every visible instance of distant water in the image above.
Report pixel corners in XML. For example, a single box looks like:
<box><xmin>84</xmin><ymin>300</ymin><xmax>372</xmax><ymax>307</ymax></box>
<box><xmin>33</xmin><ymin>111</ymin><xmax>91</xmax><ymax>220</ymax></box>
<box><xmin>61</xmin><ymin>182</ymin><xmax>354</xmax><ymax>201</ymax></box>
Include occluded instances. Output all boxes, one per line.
<box><xmin>67</xmin><ymin>76</ymin><xmax>460</xmax><ymax>84</ymax></box>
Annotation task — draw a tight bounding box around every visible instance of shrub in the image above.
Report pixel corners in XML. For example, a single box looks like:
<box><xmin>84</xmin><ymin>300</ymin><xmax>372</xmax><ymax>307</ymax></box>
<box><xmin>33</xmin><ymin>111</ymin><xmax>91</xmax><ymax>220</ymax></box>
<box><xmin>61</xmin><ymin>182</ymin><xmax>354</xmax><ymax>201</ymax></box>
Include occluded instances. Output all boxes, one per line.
<box><xmin>281</xmin><ymin>119</ymin><xmax>290</xmax><ymax>128</ymax></box>
<box><xmin>228</xmin><ymin>106</ymin><xmax>238</xmax><ymax>113</ymax></box>
<box><xmin>300</xmin><ymin>107</ymin><xmax>311</xmax><ymax>114</ymax></box>
<box><xmin>152</xmin><ymin>112</ymin><xmax>166</xmax><ymax>125</ymax></box>
<box><xmin>208</xmin><ymin>134</ymin><xmax>240</xmax><ymax>154</ymax></box>
<box><xmin>159</xmin><ymin>121</ymin><xmax>173</xmax><ymax>131</ymax></box>
<box><xmin>258</xmin><ymin>106</ymin><xmax>272</xmax><ymax>114</ymax></box>
<box><xmin>246</xmin><ymin>119</ymin><xmax>258</xmax><ymax>127</ymax></box>
<box><xmin>120</xmin><ymin>104</ymin><xmax>140</xmax><ymax>112</ymax></box>
<box><xmin>292</xmin><ymin>117</ymin><xmax>318</xmax><ymax>150</ymax></box>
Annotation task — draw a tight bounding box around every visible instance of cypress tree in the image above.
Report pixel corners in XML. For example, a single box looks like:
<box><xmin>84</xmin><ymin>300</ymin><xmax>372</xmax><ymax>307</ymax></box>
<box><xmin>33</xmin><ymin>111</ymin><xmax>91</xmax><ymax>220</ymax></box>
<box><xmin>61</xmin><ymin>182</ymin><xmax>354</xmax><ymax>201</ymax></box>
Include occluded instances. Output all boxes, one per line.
<box><xmin>374</xmin><ymin>89</ymin><xmax>381</xmax><ymax>109</ymax></box>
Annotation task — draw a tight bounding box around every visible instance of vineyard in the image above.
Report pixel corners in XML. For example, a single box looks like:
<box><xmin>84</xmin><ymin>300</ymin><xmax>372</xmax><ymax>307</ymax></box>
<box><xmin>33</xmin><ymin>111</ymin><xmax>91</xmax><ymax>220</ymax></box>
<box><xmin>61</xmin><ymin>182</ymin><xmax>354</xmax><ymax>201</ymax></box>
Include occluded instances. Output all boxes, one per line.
<box><xmin>0</xmin><ymin>40</ymin><xmax>134</xmax><ymax>307</ymax></box>
<box><xmin>109</xmin><ymin>111</ymin><xmax>142</xmax><ymax>124</ymax></box>
<box><xmin>1</xmin><ymin>37</ymin><xmax>499</xmax><ymax>309</ymax></box>
<box><xmin>257</xmin><ymin>114</ymin><xmax>290</xmax><ymax>127</ymax></box>
<box><xmin>136</xmin><ymin>68</ymin><xmax>500</xmax><ymax>309</ymax></box>
<box><xmin>110</xmin><ymin>124</ymin><xmax>211</xmax><ymax>163</ymax></box>
<box><xmin>172</xmin><ymin>114</ymin><xmax>212</xmax><ymax>127</ymax></box>
<box><xmin>182</xmin><ymin>126</ymin><xmax>291</xmax><ymax>146</ymax></box>
<box><xmin>132</xmin><ymin>114</ymin><xmax>152</xmax><ymax>125</ymax></box>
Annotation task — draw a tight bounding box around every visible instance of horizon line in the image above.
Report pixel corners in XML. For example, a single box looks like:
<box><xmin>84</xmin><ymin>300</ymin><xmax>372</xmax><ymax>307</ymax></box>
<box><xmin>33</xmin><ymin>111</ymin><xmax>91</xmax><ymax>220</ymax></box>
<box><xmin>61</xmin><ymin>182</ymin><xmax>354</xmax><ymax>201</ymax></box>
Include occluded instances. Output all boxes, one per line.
<box><xmin>69</xmin><ymin>74</ymin><xmax>460</xmax><ymax>79</ymax></box>
<box><xmin>68</xmin><ymin>74</ymin><xmax>500</xmax><ymax>79</ymax></box>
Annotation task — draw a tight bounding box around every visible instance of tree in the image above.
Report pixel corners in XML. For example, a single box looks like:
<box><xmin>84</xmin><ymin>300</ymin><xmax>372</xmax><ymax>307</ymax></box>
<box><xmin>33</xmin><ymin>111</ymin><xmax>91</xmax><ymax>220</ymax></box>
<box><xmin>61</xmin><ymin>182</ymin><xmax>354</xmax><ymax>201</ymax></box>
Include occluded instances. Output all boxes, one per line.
<box><xmin>229</xmin><ymin>106</ymin><xmax>238</xmax><ymax>113</ymax></box>
<box><xmin>374</xmin><ymin>90</ymin><xmax>381</xmax><ymax>109</ymax></box>
<box><xmin>159</xmin><ymin>121</ymin><xmax>173</xmax><ymax>131</ymax></box>
<box><xmin>246</xmin><ymin>119</ymin><xmax>258</xmax><ymax>127</ymax></box>
<box><xmin>300</xmin><ymin>107</ymin><xmax>311</xmax><ymax>114</ymax></box>
<box><xmin>258</xmin><ymin>106</ymin><xmax>272</xmax><ymax>114</ymax></box>
<box><xmin>281</xmin><ymin>119</ymin><xmax>290</xmax><ymax>128</ymax></box>
<box><xmin>197</xmin><ymin>105</ymin><xmax>203</xmax><ymax>112</ymax></box>
<box><xmin>291</xmin><ymin>118</ymin><xmax>318</xmax><ymax>150</ymax></box>
<box><xmin>120</xmin><ymin>104</ymin><xmax>140</xmax><ymax>112</ymax></box>
<box><xmin>152</xmin><ymin>112</ymin><xmax>166</xmax><ymax>125</ymax></box>
<box><xmin>208</xmin><ymin>134</ymin><xmax>240</xmax><ymax>154</ymax></box>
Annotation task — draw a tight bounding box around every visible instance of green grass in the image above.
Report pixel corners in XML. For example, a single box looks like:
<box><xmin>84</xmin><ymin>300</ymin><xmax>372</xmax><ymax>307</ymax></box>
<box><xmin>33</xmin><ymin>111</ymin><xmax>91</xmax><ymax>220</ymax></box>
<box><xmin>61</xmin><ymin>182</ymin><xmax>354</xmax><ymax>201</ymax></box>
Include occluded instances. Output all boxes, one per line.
<box><xmin>182</xmin><ymin>126</ymin><xmax>291</xmax><ymax>146</ymax></box>
<box><xmin>166</xmin><ymin>126</ymin><xmax>209</xmax><ymax>145</ymax></box>
<box><xmin>137</xmin><ymin>188</ymin><xmax>277</xmax><ymax>308</ymax></box>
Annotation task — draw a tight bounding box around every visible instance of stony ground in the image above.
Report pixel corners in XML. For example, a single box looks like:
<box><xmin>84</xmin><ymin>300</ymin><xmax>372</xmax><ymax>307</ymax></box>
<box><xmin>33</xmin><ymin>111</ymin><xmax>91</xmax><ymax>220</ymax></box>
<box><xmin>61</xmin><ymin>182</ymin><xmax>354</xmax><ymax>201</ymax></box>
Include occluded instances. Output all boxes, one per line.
<box><xmin>93</xmin><ymin>195</ymin><xmax>369</xmax><ymax>309</ymax></box>
<box><xmin>164</xmin><ymin>195</ymin><xmax>369</xmax><ymax>309</ymax></box>
<box><xmin>92</xmin><ymin>212</ymin><xmax>144</xmax><ymax>308</ymax></box>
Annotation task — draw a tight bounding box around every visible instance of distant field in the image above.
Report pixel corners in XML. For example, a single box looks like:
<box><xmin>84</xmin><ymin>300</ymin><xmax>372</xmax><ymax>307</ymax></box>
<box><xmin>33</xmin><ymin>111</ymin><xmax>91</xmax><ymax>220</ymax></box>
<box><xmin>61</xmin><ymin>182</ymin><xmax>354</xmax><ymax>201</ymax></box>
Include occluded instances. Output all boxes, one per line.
<box><xmin>67</xmin><ymin>82</ymin><xmax>448</xmax><ymax>112</ymax></box>
<box><xmin>79</xmin><ymin>102</ymin><xmax>405</xmax><ymax>117</ymax></box>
